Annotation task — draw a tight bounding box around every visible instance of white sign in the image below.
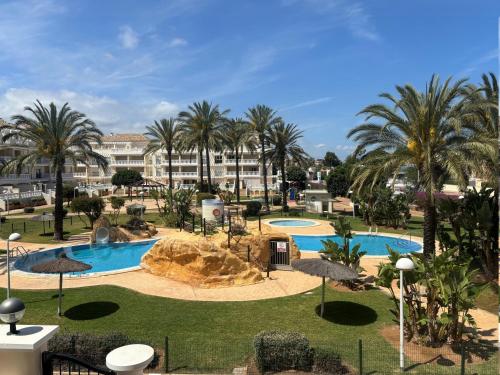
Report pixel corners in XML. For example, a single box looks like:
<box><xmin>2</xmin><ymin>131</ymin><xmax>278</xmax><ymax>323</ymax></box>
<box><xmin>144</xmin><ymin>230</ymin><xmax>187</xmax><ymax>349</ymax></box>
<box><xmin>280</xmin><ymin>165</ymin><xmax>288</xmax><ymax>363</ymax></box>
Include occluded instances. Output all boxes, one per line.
<box><xmin>276</xmin><ymin>242</ymin><xmax>287</xmax><ymax>253</ymax></box>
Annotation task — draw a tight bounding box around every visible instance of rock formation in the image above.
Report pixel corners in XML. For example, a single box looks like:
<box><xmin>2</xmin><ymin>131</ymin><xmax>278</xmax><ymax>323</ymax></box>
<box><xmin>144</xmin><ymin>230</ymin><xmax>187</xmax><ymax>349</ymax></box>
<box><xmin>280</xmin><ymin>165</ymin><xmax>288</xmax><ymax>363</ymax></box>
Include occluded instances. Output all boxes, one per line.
<box><xmin>90</xmin><ymin>215</ymin><xmax>157</xmax><ymax>243</ymax></box>
<box><xmin>141</xmin><ymin>237</ymin><xmax>263</xmax><ymax>287</ymax></box>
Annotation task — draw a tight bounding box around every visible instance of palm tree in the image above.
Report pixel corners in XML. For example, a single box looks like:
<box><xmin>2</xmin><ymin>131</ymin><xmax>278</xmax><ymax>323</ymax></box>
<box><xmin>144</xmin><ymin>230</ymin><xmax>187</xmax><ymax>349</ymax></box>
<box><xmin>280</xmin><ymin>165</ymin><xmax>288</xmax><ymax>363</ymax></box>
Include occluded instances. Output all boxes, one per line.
<box><xmin>177</xmin><ymin>114</ymin><xmax>204</xmax><ymax>190</ymax></box>
<box><xmin>264</xmin><ymin>122</ymin><xmax>308</xmax><ymax>209</ymax></box>
<box><xmin>348</xmin><ymin>75</ymin><xmax>471</xmax><ymax>257</ymax></box>
<box><xmin>178</xmin><ymin>101</ymin><xmax>228</xmax><ymax>193</ymax></box>
<box><xmin>143</xmin><ymin>118</ymin><xmax>180</xmax><ymax>188</ymax></box>
<box><xmin>245</xmin><ymin>105</ymin><xmax>282</xmax><ymax>211</ymax></box>
<box><xmin>222</xmin><ymin>118</ymin><xmax>256</xmax><ymax>203</ymax></box>
<box><xmin>0</xmin><ymin>101</ymin><xmax>108</xmax><ymax>240</ymax></box>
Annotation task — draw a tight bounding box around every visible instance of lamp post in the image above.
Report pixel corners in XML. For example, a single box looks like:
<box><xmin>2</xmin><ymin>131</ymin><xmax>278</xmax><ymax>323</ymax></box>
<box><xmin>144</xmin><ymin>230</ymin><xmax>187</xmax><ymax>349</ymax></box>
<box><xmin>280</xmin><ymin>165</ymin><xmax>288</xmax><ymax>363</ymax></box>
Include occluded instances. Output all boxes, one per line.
<box><xmin>6</xmin><ymin>233</ymin><xmax>21</xmax><ymax>299</ymax></box>
<box><xmin>0</xmin><ymin>297</ymin><xmax>25</xmax><ymax>335</ymax></box>
<box><xmin>395</xmin><ymin>257</ymin><xmax>415</xmax><ymax>371</ymax></box>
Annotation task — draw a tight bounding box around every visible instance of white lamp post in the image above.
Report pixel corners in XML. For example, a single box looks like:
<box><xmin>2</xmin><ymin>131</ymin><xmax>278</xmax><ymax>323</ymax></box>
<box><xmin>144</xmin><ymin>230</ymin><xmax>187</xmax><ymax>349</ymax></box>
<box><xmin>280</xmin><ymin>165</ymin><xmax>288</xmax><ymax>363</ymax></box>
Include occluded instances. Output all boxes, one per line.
<box><xmin>6</xmin><ymin>233</ymin><xmax>21</xmax><ymax>299</ymax></box>
<box><xmin>395</xmin><ymin>257</ymin><xmax>415</xmax><ymax>371</ymax></box>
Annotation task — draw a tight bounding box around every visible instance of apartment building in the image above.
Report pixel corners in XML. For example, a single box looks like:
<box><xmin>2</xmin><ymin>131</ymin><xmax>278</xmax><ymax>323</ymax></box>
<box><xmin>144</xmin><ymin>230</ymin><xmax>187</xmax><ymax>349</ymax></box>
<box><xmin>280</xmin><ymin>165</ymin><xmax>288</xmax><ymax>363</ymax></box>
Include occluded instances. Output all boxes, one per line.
<box><xmin>73</xmin><ymin>133</ymin><xmax>276</xmax><ymax>191</ymax></box>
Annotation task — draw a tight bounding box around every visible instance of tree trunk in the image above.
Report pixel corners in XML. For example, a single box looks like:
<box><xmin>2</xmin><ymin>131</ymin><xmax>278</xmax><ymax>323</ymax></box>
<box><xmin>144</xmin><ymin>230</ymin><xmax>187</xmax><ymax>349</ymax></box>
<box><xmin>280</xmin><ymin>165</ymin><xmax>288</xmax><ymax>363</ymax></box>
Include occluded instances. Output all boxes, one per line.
<box><xmin>235</xmin><ymin>148</ymin><xmax>240</xmax><ymax>203</ymax></box>
<box><xmin>53</xmin><ymin>166</ymin><xmax>64</xmax><ymax>240</ymax></box>
<box><xmin>167</xmin><ymin>149</ymin><xmax>173</xmax><ymax>189</ymax></box>
<box><xmin>205</xmin><ymin>145</ymin><xmax>212</xmax><ymax>193</ymax></box>
<box><xmin>423</xmin><ymin>196</ymin><xmax>436</xmax><ymax>257</ymax></box>
<box><xmin>260</xmin><ymin>138</ymin><xmax>269</xmax><ymax>211</ymax></box>
<box><xmin>280</xmin><ymin>158</ymin><xmax>287</xmax><ymax>210</ymax></box>
<box><xmin>198</xmin><ymin>146</ymin><xmax>204</xmax><ymax>191</ymax></box>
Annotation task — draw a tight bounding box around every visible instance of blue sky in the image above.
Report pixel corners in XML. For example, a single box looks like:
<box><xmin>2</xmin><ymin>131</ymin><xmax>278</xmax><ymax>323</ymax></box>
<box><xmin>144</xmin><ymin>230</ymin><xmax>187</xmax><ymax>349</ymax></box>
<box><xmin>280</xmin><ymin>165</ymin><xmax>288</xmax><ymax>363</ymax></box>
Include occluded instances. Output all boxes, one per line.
<box><xmin>0</xmin><ymin>0</ymin><xmax>498</xmax><ymax>159</ymax></box>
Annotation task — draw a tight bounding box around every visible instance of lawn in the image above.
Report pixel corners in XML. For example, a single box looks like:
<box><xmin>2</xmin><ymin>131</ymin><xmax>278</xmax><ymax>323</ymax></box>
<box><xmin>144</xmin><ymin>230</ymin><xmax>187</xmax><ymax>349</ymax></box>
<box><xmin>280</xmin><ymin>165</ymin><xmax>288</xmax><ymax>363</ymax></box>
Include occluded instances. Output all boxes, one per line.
<box><xmin>6</xmin><ymin>284</ymin><xmax>497</xmax><ymax>374</ymax></box>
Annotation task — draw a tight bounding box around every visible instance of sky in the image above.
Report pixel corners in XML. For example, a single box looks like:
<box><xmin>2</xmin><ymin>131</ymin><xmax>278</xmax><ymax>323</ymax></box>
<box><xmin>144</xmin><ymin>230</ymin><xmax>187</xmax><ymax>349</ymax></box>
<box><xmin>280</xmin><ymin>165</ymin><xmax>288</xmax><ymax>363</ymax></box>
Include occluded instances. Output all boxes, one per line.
<box><xmin>0</xmin><ymin>0</ymin><xmax>498</xmax><ymax>159</ymax></box>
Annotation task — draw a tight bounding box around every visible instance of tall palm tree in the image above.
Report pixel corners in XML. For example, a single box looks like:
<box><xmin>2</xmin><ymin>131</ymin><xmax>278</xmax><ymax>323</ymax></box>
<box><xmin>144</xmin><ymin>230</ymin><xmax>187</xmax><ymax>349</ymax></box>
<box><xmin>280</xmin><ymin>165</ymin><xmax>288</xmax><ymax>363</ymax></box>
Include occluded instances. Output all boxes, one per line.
<box><xmin>348</xmin><ymin>75</ymin><xmax>471</xmax><ymax>257</ymax></box>
<box><xmin>245</xmin><ymin>105</ymin><xmax>282</xmax><ymax>211</ymax></box>
<box><xmin>178</xmin><ymin>101</ymin><xmax>228</xmax><ymax>193</ymax></box>
<box><xmin>0</xmin><ymin>101</ymin><xmax>108</xmax><ymax>240</ymax></box>
<box><xmin>143</xmin><ymin>118</ymin><xmax>180</xmax><ymax>188</ymax></box>
<box><xmin>222</xmin><ymin>118</ymin><xmax>256</xmax><ymax>203</ymax></box>
<box><xmin>177</xmin><ymin>114</ymin><xmax>204</xmax><ymax>190</ymax></box>
<box><xmin>264</xmin><ymin>122</ymin><xmax>308</xmax><ymax>209</ymax></box>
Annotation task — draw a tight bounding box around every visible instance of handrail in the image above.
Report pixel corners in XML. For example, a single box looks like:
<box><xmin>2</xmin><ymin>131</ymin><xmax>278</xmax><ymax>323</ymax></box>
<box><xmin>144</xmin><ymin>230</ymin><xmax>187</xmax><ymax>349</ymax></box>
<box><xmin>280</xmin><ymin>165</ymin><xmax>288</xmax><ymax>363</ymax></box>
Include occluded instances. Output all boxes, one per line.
<box><xmin>396</xmin><ymin>231</ymin><xmax>412</xmax><ymax>245</ymax></box>
<box><xmin>11</xmin><ymin>245</ymin><xmax>29</xmax><ymax>258</ymax></box>
<box><xmin>42</xmin><ymin>352</ymin><xmax>116</xmax><ymax>375</ymax></box>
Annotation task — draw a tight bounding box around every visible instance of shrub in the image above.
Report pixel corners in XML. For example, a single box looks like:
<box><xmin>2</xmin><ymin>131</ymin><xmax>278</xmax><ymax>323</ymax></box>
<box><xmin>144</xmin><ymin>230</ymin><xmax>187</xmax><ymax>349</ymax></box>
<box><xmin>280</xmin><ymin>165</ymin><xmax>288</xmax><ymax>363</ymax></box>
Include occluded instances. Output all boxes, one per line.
<box><xmin>23</xmin><ymin>207</ymin><xmax>35</xmax><ymax>213</ymax></box>
<box><xmin>71</xmin><ymin>197</ymin><xmax>105</xmax><ymax>228</ymax></box>
<box><xmin>111</xmin><ymin>170</ymin><xmax>143</xmax><ymax>188</ymax></box>
<box><xmin>161</xmin><ymin>212</ymin><xmax>180</xmax><ymax>228</ymax></box>
<box><xmin>230</xmin><ymin>223</ymin><xmax>246</xmax><ymax>236</ymax></box>
<box><xmin>253</xmin><ymin>331</ymin><xmax>314</xmax><ymax>373</ymax></box>
<box><xmin>52</xmin><ymin>208</ymin><xmax>68</xmax><ymax>218</ymax></box>
<box><xmin>126</xmin><ymin>205</ymin><xmax>146</xmax><ymax>217</ymax></box>
<box><xmin>0</xmin><ymin>216</ymin><xmax>6</xmax><ymax>223</ymax></box>
<box><xmin>196</xmin><ymin>192</ymin><xmax>216</xmax><ymax>205</ymax></box>
<box><xmin>48</xmin><ymin>332</ymin><xmax>159</xmax><ymax>369</ymax></box>
<box><xmin>245</xmin><ymin>200</ymin><xmax>262</xmax><ymax>217</ymax></box>
<box><xmin>271</xmin><ymin>195</ymin><xmax>282</xmax><ymax>206</ymax></box>
<box><xmin>282</xmin><ymin>205</ymin><xmax>289</xmax><ymax>213</ymax></box>
<box><xmin>110</xmin><ymin>196</ymin><xmax>125</xmax><ymax>225</ymax></box>
<box><xmin>312</xmin><ymin>348</ymin><xmax>348</xmax><ymax>374</ymax></box>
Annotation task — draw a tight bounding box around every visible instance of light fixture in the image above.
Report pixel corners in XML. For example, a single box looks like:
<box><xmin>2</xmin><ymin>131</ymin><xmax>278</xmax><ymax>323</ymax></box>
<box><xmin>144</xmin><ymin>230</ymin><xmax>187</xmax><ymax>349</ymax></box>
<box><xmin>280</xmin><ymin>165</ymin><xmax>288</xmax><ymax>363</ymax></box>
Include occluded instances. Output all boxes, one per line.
<box><xmin>395</xmin><ymin>257</ymin><xmax>415</xmax><ymax>370</ymax></box>
<box><xmin>6</xmin><ymin>232</ymin><xmax>21</xmax><ymax>298</ymax></box>
<box><xmin>0</xmin><ymin>298</ymin><xmax>26</xmax><ymax>335</ymax></box>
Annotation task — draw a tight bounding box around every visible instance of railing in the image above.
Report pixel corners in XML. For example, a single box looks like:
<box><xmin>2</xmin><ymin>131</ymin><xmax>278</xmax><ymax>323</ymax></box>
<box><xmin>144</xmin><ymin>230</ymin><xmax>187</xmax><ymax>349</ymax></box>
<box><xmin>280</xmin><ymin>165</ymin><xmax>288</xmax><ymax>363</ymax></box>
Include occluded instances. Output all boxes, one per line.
<box><xmin>226</xmin><ymin>171</ymin><xmax>259</xmax><ymax>176</ymax></box>
<box><xmin>172</xmin><ymin>172</ymin><xmax>197</xmax><ymax>177</ymax></box>
<box><xmin>113</xmin><ymin>160</ymin><xmax>144</xmax><ymax>165</ymax></box>
<box><xmin>225</xmin><ymin>159</ymin><xmax>259</xmax><ymax>165</ymax></box>
<box><xmin>73</xmin><ymin>172</ymin><xmax>87</xmax><ymax>177</ymax></box>
<box><xmin>42</xmin><ymin>352</ymin><xmax>115</xmax><ymax>375</ymax></box>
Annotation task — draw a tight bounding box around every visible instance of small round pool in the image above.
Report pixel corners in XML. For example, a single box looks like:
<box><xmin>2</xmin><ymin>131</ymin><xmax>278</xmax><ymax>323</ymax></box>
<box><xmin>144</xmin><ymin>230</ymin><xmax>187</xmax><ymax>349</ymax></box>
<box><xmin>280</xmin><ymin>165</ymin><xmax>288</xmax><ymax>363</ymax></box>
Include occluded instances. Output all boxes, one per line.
<box><xmin>14</xmin><ymin>239</ymin><xmax>157</xmax><ymax>275</ymax></box>
<box><xmin>268</xmin><ymin>219</ymin><xmax>319</xmax><ymax>227</ymax></box>
<box><xmin>292</xmin><ymin>234</ymin><xmax>421</xmax><ymax>255</ymax></box>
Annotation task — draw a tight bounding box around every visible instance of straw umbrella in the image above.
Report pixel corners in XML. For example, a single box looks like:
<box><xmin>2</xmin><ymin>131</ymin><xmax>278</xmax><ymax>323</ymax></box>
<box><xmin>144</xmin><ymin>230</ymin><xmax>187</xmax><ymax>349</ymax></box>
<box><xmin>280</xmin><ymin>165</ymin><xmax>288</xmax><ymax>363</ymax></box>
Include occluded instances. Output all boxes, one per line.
<box><xmin>30</xmin><ymin>213</ymin><xmax>55</xmax><ymax>235</ymax></box>
<box><xmin>291</xmin><ymin>258</ymin><xmax>358</xmax><ymax>317</ymax></box>
<box><xmin>31</xmin><ymin>253</ymin><xmax>91</xmax><ymax>316</ymax></box>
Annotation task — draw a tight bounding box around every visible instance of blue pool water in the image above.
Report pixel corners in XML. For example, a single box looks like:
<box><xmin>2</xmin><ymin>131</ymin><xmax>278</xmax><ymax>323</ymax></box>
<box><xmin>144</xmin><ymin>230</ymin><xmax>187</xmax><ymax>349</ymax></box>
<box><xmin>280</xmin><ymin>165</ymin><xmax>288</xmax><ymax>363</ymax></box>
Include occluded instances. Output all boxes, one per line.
<box><xmin>15</xmin><ymin>240</ymin><xmax>157</xmax><ymax>275</ymax></box>
<box><xmin>269</xmin><ymin>219</ymin><xmax>317</xmax><ymax>227</ymax></box>
<box><xmin>292</xmin><ymin>234</ymin><xmax>421</xmax><ymax>255</ymax></box>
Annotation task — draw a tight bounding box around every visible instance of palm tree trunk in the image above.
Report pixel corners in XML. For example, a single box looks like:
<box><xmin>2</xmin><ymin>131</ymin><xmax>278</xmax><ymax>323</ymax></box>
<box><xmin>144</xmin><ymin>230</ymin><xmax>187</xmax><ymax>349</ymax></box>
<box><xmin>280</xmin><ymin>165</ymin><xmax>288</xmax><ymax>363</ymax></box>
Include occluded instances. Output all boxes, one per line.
<box><xmin>235</xmin><ymin>148</ymin><xmax>240</xmax><ymax>203</ymax></box>
<box><xmin>260</xmin><ymin>138</ymin><xmax>269</xmax><ymax>211</ymax></box>
<box><xmin>423</xmin><ymin>195</ymin><xmax>436</xmax><ymax>257</ymax></box>
<box><xmin>167</xmin><ymin>149</ymin><xmax>173</xmax><ymax>189</ymax></box>
<box><xmin>205</xmin><ymin>144</ymin><xmax>212</xmax><ymax>193</ymax></box>
<box><xmin>53</xmin><ymin>165</ymin><xmax>64</xmax><ymax>240</ymax></box>
<box><xmin>280</xmin><ymin>158</ymin><xmax>287</xmax><ymax>210</ymax></box>
<box><xmin>198</xmin><ymin>146</ymin><xmax>204</xmax><ymax>191</ymax></box>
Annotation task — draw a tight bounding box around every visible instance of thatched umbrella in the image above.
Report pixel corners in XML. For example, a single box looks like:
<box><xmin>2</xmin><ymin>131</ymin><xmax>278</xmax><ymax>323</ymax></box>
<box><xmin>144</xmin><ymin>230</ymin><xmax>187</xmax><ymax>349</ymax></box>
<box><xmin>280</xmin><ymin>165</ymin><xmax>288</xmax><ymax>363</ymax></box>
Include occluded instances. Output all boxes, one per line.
<box><xmin>30</xmin><ymin>213</ymin><xmax>54</xmax><ymax>235</ymax></box>
<box><xmin>31</xmin><ymin>253</ymin><xmax>91</xmax><ymax>316</ymax></box>
<box><xmin>291</xmin><ymin>258</ymin><xmax>358</xmax><ymax>317</ymax></box>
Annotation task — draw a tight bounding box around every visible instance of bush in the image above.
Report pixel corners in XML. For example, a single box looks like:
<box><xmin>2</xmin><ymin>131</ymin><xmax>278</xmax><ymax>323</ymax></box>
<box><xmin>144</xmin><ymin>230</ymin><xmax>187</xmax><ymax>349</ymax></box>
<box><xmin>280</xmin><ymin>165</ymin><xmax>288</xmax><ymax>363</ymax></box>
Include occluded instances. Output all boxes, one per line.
<box><xmin>48</xmin><ymin>332</ymin><xmax>159</xmax><ymax>369</ymax></box>
<box><xmin>196</xmin><ymin>192</ymin><xmax>216</xmax><ymax>205</ymax></box>
<box><xmin>71</xmin><ymin>197</ymin><xmax>105</xmax><ymax>228</ymax></box>
<box><xmin>111</xmin><ymin>169</ymin><xmax>143</xmax><ymax>188</ymax></box>
<box><xmin>282</xmin><ymin>205</ymin><xmax>290</xmax><ymax>213</ymax></box>
<box><xmin>126</xmin><ymin>205</ymin><xmax>146</xmax><ymax>217</ymax></box>
<box><xmin>52</xmin><ymin>208</ymin><xmax>68</xmax><ymax>218</ymax></box>
<box><xmin>161</xmin><ymin>212</ymin><xmax>180</xmax><ymax>228</ymax></box>
<box><xmin>312</xmin><ymin>348</ymin><xmax>348</xmax><ymax>374</ymax></box>
<box><xmin>0</xmin><ymin>216</ymin><xmax>6</xmax><ymax>223</ymax></box>
<box><xmin>245</xmin><ymin>201</ymin><xmax>262</xmax><ymax>217</ymax></box>
<box><xmin>230</xmin><ymin>223</ymin><xmax>246</xmax><ymax>236</ymax></box>
<box><xmin>271</xmin><ymin>195</ymin><xmax>282</xmax><ymax>206</ymax></box>
<box><xmin>23</xmin><ymin>207</ymin><xmax>35</xmax><ymax>213</ymax></box>
<box><xmin>253</xmin><ymin>331</ymin><xmax>314</xmax><ymax>373</ymax></box>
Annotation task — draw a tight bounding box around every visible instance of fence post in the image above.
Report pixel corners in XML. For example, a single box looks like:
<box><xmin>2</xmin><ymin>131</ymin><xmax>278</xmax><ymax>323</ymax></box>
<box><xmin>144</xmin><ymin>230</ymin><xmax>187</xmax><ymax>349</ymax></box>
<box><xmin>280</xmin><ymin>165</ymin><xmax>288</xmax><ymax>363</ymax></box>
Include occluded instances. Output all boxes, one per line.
<box><xmin>227</xmin><ymin>231</ymin><xmax>231</xmax><ymax>249</ymax></box>
<box><xmin>358</xmin><ymin>339</ymin><xmax>363</xmax><ymax>375</ymax></box>
<box><xmin>460</xmin><ymin>342</ymin><xmax>466</xmax><ymax>375</ymax></box>
<box><xmin>203</xmin><ymin>218</ymin><xmax>206</xmax><ymax>237</ymax></box>
<box><xmin>266</xmin><ymin>260</ymin><xmax>270</xmax><ymax>278</ymax></box>
<box><xmin>164</xmin><ymin>336</ymin><xmax>169</xmax><ymax>373</ymax></box>
<box><xmin>222</xmin><ymin>214</ymin><xmax>225</xmax><ymax>230</ymax></box>
<box><xmin>192</xmin><ymin>215</ymin><xmax>195</xmax><ymax>232</ymax></box>
<box><xmin>70</xmin><ymin>216</ymin><xmax>73</xmax><ymax>225</ymax></box>
<box><xmin>258</xmin><ymin>214</ymin><xmax>261</xmax><ymax>232</ymax></box>
<box><xmin>228</xmin><ymin>212</ymin><xmax>232</xmax><ymax>233</ymax></box>
<box><xmin>247</xmin><ymin>245</ymin><xmax>250</xmax><ymax>262</ymax></box>
<box><xmin>11</xmin><ymin>223</ymin><xmax>14</xmax><ymax>233</ymax></box>
<box><xmin>23</xmin><ymin>222</ymin><xmax>26</xmax><ymax>233</ymax></box>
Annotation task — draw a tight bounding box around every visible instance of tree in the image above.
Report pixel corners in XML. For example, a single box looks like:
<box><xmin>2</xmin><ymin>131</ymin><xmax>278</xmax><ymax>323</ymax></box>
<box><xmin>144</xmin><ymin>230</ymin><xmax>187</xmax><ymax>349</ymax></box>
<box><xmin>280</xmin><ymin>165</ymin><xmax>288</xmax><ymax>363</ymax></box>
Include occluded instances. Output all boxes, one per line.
<box><xmin>326</xmin><ymin>164</ymin><xmax>350</xmax><ymax>197</ymax></box>
<box><xmin>0</xmin><ymin>101</ymin><xmax>108</xmax><ymax>240</ymax></box>
<box><xmin>245</xmin><ymin>105</ymin><xmax>282</xmax><ymax>211</ymax></box>
<box><xmin>143</xmin><ymin>118</ymin><xmax>180</xmax><ymax>188</ymax></box>
<box><xmin>264</xmin><ymin>122</ymin><xmax>308</xmax><ymax>210</ymax></box>
<box><xmin>222</xmin><ymin>118</ymin><xmax>256</xmax><ymax>203</ymax></box>
<box><xmin>178</xmin><ymin>101</ymin><xmax>229</xmax><ymax>193</ymax></box>
<box><xmin>323</xmin><ymin>151</ymin><xmax>341</xmax><ymax>168</ymax></box>
<box><xmin>111</xmin><ymin>170</ymin><xmax>143</xmax><ymax>199</ymax></box>
<box><xmin>348</xmin><ymin>75</ymin><xmax>470</xmax><ymax>257</ymax></box>
<box><xmin>71</xmin><ymin>196</ymin><xmax>105</xmax><ymax>229</ymax></box>
<box><xmin>62</xmin><ymin>184</ymin><xmax>77</xmax><ymax>207</ymax></box>
<box><xmin>109</xmin><ymin>196</ymin><xmax>125</xmax><ymax>225</ymax></box>
<box><xmin>285</xmin><ymin>165</ymin><xmax>307</xmax><ymax>190</ymax></box>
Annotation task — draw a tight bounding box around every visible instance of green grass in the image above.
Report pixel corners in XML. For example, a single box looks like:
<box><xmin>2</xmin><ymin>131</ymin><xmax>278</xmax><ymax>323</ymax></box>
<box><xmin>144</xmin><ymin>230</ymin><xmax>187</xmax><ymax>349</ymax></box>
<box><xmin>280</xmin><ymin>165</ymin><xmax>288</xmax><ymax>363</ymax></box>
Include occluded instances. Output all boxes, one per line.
<box><xmin>7</xmin><ymin>285</ymin><xmax>497</xmax><ymax>374</ymax></box>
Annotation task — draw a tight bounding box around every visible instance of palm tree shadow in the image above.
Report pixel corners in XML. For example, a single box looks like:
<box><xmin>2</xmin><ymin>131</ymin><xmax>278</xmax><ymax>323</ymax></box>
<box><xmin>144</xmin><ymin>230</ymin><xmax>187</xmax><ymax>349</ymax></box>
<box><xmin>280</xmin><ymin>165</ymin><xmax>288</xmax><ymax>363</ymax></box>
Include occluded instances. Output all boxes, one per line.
<box><xmin>64</xmin><ymin>301</ymin><xmax>119</xmax><ymax>320</ymax></box>
<box><xmin>316</xmin><ymin>301</ymin><xmax>377</xmax><ymax>325</ymax></box>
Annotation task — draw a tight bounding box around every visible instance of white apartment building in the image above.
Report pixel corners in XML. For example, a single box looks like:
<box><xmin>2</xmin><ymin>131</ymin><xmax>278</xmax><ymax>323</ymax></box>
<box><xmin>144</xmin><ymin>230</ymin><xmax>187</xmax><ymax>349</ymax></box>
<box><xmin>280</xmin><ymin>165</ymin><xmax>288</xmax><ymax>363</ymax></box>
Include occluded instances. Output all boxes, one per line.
<box><xmin>73</xmin><ymin>133</ymin><xmax>277</xmax><ymax>191</ymax></box>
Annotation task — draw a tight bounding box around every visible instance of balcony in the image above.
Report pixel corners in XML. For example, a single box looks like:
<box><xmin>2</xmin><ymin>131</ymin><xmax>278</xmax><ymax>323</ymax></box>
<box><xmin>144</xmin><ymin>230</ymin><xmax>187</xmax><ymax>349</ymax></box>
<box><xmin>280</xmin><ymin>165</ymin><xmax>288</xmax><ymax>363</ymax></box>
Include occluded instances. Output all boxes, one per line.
<box><xmin>171</xmin><ymin>171</ymin><xmax>198</xmax><ymax>177</ymax></box>
<box><xmin>225</xmin><ymin>159</ymin><xmax>259</xmax><ymax>165</ymax></box>
<box><xmin>106</xmin><ymin>148</ymin><xmax>145</xmax><ymax>155</ymax></box>
<box><xmin>73</xmin><ymin>172</ymin><xmax>87</xmax><ymax>177</ymax></box>
<box><xmin>113</xmin><ymin>160</ymin><xmax>145</xmax><ymax>165</ymax></box>
<box><xmin>225</xmin><ymin>171</ymin><xmax>260</xmax><ymax>177</ymax></box>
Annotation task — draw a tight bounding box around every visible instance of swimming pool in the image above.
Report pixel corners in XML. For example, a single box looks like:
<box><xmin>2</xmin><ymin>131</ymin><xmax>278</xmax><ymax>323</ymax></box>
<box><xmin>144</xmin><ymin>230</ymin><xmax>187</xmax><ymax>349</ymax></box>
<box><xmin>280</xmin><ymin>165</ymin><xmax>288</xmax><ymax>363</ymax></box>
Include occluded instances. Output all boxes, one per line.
<box><xmin>268</xmin><ymin>219</ymin><xmax>319</xmax><ymax>227</ymax></box>
<box><xmin>14</xmin><ymin>239</ymin><xmax>157</xmax><ymax>275</ymax></box>
<box><xmin>292</xmin><ymin>234</ymin><xmax>421</xmax><ymax>255</ymax></box>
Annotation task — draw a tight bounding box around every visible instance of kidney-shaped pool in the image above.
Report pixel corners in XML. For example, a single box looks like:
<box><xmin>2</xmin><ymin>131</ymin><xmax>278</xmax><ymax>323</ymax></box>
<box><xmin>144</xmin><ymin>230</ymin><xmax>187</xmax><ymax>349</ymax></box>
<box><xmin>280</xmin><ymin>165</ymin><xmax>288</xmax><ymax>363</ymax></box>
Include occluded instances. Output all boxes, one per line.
<box><xmin>15</xmin><ymin>239</ymin><xmax>157</xmax><ymax>275</ymax></box>
<box><xmin>292</xmin><ymin>234</ymin><xmax>421</xmax><ymax>255</ymax></box>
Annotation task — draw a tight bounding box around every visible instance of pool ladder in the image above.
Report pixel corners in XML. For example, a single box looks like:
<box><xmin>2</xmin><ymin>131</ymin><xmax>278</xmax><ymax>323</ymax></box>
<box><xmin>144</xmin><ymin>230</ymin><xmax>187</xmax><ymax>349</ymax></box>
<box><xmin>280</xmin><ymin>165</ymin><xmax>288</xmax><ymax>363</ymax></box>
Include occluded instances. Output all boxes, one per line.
<box><xmin>10</xmin><ymin>245</ymin><xmax>29</xmax><ymax>258</ymax></box>
<box><xmin>396</xmin><ymin>232</ymin><xmax>412</xmax><ymax>247</ymax></box>
<box><xmin>368</xmin><ymin>226</ymin><xmax>378</xmax><ymax>236</ymax></box>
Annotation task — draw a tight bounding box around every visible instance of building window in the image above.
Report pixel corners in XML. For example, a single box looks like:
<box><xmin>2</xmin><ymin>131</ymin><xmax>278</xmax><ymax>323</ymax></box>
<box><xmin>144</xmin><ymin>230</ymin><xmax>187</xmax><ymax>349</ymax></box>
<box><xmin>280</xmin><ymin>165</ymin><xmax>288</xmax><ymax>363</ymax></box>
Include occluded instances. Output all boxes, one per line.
<box><xmin>215</xmin><ymin>155</ymin><xmax>223</xmax><ymax>164</ymax></box>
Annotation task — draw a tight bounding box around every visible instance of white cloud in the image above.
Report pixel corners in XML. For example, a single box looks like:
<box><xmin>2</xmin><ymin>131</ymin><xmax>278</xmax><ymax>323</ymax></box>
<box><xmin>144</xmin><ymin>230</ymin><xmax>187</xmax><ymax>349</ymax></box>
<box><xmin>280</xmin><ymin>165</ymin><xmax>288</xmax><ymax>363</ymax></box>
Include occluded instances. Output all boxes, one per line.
<box><xmin>168</xmin><ymin>37</ymin><xmax>188</xmax><ymax>47</ymax></box>
<box><xmin>280</xmin><ymin>96</ymin><xmax>333</xmax><ymax>111</ymax></box>
<box><xmin>0</xmin><ymin>88</ymin><xmax>180</xmax><ymax>133</ymax></box>
<box><xmin>314</xmin><ymin>143</ymin><xmax>326</xmax><ymax>148</ymax></box>
<box><xmin>335</xmin><ymin>144</ymin><xmax>355</xmax><ymax>151</ymax></box>
<box><xmin>119</xmin><ymin>25</ymin><xmax>139</xmax><ymax>49</ymax></box>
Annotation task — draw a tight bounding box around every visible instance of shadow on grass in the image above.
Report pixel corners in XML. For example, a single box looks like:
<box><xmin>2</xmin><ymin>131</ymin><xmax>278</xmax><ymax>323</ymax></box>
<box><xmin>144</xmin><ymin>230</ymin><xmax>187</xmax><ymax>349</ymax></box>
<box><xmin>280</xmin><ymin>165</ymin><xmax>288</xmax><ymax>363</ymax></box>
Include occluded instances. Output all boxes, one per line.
<box><xmin>315</xmin><ymin>301</ymin><xmax>377</xmax><ymax>326</ymax></box>
<box><xmin>64</xmin><ymin>301</ymin><xmax>119</xmax><ymax>320</ymax></box>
